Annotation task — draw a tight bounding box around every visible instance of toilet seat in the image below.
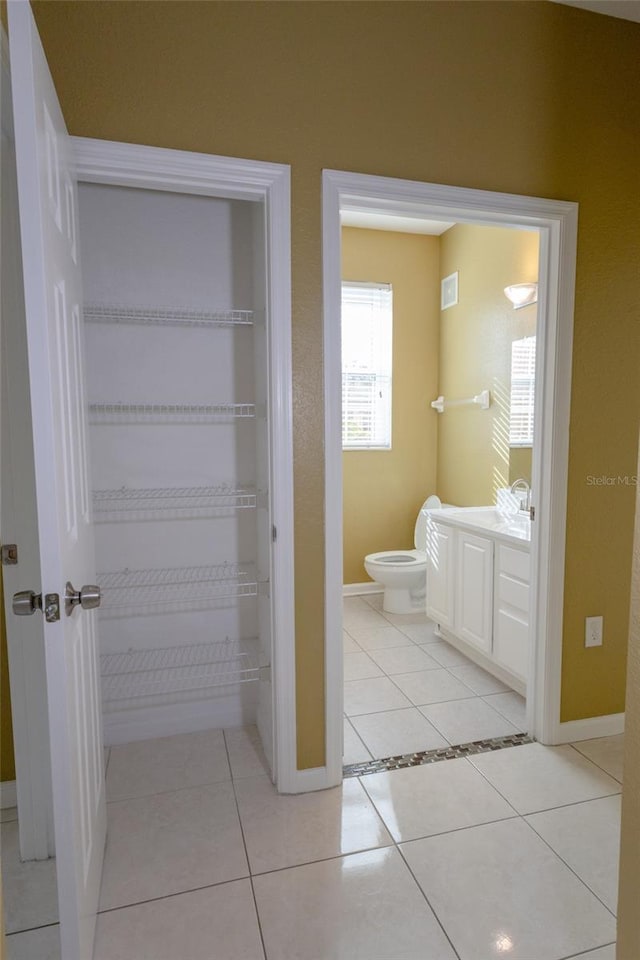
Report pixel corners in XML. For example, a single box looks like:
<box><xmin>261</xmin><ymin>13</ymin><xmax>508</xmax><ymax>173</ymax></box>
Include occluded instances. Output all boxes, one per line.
<box><xmin>366</xmin><ymin>549</ymin><xmax>425</xmax><ymax>566</ymax></box>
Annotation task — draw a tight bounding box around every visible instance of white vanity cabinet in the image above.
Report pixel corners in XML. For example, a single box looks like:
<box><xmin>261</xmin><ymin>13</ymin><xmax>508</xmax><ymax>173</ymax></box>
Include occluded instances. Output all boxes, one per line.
<box><xmin>425</xmin><ymin>520</ymin><xmax>456</xmax><ymax>629</ymax></box>
<box><xmin>493</xmin><ymin>544</ymin><xmax>530</xmax><ymax>682</ymax></box>
<box><xmin>426</xmin><ymin>510</ymin><xmax>530</xmax><ymax>692</ymax></box>
<box><xmin>456</xmin><ymin>531</ymin><xmax>494</xmax><ymax>654</ymax></box>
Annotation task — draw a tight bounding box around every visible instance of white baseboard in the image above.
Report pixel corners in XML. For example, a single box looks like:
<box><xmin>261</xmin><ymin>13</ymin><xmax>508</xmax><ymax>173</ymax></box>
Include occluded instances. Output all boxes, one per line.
<box><xmin>282</xmin><ymin>765</ymin><xmax>338</xmax><ymax>794</ymax></box>
<box><xmin>554</xmin><ymin>712</ymin><xmax>625</xmax><ymax>744</ymax></box>
<box><xmin>0</xmin><ymin>780</ymin><xmax>17</xmax><ymax>809</ymax></box>
<box><xmin>343</xmin><ymin>582</ymin><xmax>381</xmax><ymax>597</ymax></box>
<box><xmin>103</xmin><ymin>689</ymin><xmax>258</xmax><ymax>746</ymax></box>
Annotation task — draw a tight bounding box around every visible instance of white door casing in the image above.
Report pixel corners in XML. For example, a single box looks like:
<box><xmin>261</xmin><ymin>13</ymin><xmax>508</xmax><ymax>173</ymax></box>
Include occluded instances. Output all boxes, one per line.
<box><xmin>323</xmin><ymin>169</ymin><xmax>579</xmax><ymax>783</ymax></box>
<box><xmin>70</xmin><ymin>136</ymin><xmax>296</xmax><ymax>791</ymax></box>
<box><xmin>9</xmin><ymin>3</ymin><xmax>106</xmax><ymax>957</ymax></box>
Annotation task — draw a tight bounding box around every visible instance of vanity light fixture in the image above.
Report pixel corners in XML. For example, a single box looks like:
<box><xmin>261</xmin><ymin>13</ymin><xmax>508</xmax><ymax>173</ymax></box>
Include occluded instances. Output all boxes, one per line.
<box><xmin>504</xmin><ymin>282</ymin><xmax>538</xmax><ymax>309</ymax></box>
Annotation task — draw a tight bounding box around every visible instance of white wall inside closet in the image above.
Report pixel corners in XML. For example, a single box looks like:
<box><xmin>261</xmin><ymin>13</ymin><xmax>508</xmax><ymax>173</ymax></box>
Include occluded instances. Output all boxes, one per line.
<box><xmin>78</xmin><ymin>182</ymin><xmax>271</xmax><ymax>748</ymax></box>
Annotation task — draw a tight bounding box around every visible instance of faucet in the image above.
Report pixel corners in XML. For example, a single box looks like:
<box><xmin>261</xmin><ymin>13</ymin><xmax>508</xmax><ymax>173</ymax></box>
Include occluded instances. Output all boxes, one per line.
<box><xmin>510</xmin><ymin>478</ymin><xmax>531</xmax><ymax>513</ymax></box>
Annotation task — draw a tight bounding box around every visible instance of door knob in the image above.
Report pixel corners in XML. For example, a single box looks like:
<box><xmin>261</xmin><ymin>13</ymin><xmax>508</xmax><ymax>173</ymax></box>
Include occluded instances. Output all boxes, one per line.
<box><xmin>12</xmin><ymin>590</ymin><xmax>42</xmax><ymax>616</ymax></box>
<box><xmin>65</xmin><ymin>582</ymin><xmax>101</xmax><ymax>617</ymax></box>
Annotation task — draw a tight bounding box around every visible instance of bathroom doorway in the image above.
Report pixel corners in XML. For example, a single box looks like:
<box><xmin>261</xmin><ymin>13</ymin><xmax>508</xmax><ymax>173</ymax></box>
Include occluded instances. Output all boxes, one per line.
<box><xmin>322</xmin><ymin>171</ymin><xmax>578</xmax><ymax>783</ymax></box>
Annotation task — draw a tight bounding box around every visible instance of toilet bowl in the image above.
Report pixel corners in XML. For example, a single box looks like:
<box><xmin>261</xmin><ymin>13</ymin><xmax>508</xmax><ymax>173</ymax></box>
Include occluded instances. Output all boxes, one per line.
<box><xmin>364</xmin><ymin>495</ymin><xmax>442</xmax><ymax>614</ymax></box>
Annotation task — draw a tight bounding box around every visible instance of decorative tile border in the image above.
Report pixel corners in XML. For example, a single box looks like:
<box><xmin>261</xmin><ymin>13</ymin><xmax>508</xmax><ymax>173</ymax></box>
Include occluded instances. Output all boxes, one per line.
<box><xmin>343</xmin><ymin>731</ymin><xmax>534</xmax><ymax>779</ymax></box>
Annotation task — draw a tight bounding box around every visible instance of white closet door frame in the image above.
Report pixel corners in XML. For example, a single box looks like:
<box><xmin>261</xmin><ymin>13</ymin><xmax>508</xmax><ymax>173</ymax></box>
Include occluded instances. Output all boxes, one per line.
<box><xmin>72</xmin><ymin>138</ymin><xmax>298</xmax><ymax>792</ymax></box>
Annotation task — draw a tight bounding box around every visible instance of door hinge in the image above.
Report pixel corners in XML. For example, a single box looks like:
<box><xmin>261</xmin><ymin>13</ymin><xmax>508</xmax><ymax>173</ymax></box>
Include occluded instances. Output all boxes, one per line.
<box><xmin>530</xmin><ymin>506</ymin><xmax>536</xmax><ymax>521</ymax></box>
<box><xmin>272</xmin><ymin>525</ymin><xmax>277</xmax><ymax>542</ymax></box>
<box><xmin>1</xmin><ymin>544</ymin><xmax>18</xmax><ymax>565</ymax></box>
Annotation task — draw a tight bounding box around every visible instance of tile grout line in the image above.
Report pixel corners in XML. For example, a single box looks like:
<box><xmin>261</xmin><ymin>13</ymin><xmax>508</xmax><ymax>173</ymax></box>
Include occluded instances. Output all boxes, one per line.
<box><xmin>223</xmin><ymin>730</ymin><xmax>269</xmax><ymax>960</ymax></box>
<box><xmin>395</xmin><ymin>843</ymin><xmax>463</xmax><ymax>960</ymax></box>
<box><xmin>524</xmin><ymin>815</ymin><xmax>619</xmax><ymax>921</ymax></box>
<box><xmin>558</xmin><ymin>942</ymin><xmax>616</xmax><ymax>960</ymax></box>
<box><xmin>568</xmin><ymin>742</ymin><xmax>623</xmax><ymax>785</ymax></box>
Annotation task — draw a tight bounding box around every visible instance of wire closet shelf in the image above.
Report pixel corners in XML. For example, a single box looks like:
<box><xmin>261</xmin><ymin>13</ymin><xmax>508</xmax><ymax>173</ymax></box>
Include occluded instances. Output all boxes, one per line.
<box><xmin>88</xmin><ymin>402</ymin><xmax>256</xmax><ymax>425</ymax></box>
<box><xmin>92</xmin><ymin>483</ymin><xmax>257</xmax><ymax>523</ymax></box>
<box><xmin>100</xmin><ymin>637</ymin><xmax>260</xmax><ymax>710</ymax></box>
<box><xmin>98</xmin><ymin>561</ymin><xmax>260</xmax><ymax>618</ymax></box>
<box><xmin>84</xmin><ymin>302</ymin><xmax>254</xmax><ymax>329</ymax></box>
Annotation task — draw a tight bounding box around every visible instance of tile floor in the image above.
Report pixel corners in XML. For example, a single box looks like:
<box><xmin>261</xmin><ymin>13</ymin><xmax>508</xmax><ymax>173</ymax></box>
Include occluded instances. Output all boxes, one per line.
<box><xmin>343</xmin><ymin>595</ymin><xmax>527</xmax><ymax>763</ymax></box>
<box><xmin>3</xmin><ymin>727</ymin><xmax>624</xmax><ymax>960</ymax></box>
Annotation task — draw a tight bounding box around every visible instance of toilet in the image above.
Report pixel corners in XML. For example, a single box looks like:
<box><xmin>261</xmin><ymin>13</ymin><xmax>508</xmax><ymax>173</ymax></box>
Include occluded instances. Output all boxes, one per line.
<box><xmin>364</xmin><ymin>495</ymin><xmax>442</xmax><ymax>614</ymax></box>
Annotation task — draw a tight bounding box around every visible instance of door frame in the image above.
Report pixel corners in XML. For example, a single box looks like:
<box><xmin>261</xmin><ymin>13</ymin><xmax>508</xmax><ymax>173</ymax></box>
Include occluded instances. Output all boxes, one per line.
<box><xmin>322</xmin><ymin>169</ymin><xmax>579</xmax><ymax>785</ymax></box>
<box><xmin>70</xmin><ymin>137</ymin><xmax>298</xmax><ymax>792</ymax></box>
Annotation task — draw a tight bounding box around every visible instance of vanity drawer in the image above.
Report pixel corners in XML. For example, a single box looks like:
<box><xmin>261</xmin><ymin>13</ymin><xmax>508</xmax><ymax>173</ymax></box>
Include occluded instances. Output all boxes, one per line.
<box><xmin>498</xmin><ymin>544</ymin><xmax>530</xmax><ymax>582</ymax></box>
<box><xmin>497</xmin><ymin>572</ymin><xmax>529</xmax><ymax>613</ymax></box>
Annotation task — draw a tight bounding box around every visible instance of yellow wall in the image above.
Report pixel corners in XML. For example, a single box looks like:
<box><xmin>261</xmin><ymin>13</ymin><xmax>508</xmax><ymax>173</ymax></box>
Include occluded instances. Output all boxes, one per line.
<box><xmin>437</xmin><ymin>224</ymin><xmax>538</xmax><ymax>506</ymax></box>
<box><xmin>342</xmin><ymin>228</ymin><xmax>439</xmax><ymax>584</ymax></box>
<box><xmin>26</xmin><ymin>1</ymin><xmax>640</xmax><ymax>764</ymax></box>
<box><xmin>0</xmin><ymin>569</ymin><xmax>16</xmax><ymax>782</ymax></box>
<box><xmin>617</xmin><ymin>442</ymin><xmax>640</xmax><ymax>959</ymax></box>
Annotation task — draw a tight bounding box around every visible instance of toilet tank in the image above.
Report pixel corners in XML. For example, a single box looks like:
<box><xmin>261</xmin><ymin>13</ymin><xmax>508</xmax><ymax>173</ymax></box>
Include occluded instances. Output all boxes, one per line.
<box><xmin>415</xmin><ymin>495</ymin><xmax>442</xmax><ymax>549</ymax></box>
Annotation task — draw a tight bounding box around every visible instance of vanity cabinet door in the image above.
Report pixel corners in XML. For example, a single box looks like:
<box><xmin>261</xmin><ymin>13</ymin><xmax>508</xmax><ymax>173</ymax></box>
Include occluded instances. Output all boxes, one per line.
<box><xmin>426</xmin><ymin>519</ymin><xmax>455</xmax><ymax>629</ymax></box>
<box><xmin>456</xmin><ymin>531</ymin><xmax>494</xmax><ymax>654</ymax></box>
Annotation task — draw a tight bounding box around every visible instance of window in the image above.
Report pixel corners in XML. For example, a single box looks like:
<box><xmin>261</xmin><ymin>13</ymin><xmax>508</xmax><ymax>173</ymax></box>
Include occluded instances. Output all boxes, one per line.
<box><xmin>341</xmin><ymin>282</ymin><xmax>393</xmax><ymax>449</ymax></box>
<box><xmin>510</xmin><ymin>335</ymin><xmax>536</xmax><ymax>446</ymax></box>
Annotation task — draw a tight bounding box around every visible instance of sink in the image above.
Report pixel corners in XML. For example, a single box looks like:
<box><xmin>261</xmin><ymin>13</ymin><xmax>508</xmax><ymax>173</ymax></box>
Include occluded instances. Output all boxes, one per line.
<box><xmin>434</xmin><ymin>506</ymin><xmax>531</xmax><ymax>543</ymax></box>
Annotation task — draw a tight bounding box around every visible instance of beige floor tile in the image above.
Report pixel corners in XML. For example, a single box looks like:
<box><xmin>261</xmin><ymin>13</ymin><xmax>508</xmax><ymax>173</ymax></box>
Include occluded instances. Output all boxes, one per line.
<box><xmin>99</xmin><ymin>782</ymin><xmax>248</xmax><ymax>910</ymax></box>
<box><xmin>343</xmin><ymin>650</ymin><xmax>385</xmax><ymax>681</ymax></box>
<box><xmin>391</xmin><ymin>668</ymin><xmax>475</xmax><ymax>706</ymax></box>
<box><xmin>361</xmin><ymin>756</ymin><xmax>515</xmax><ymax>842</ymax></box>
<box><xmin>526</xmin><ymin>795</ymin><xmax>621</xmax><ymax>912</ymax></box>
<box><xmin>448</xmin><ymin>662</ymin><xmax>511</xmax><ymax>695</ymax></box>
<box><xmin>420</xmin><ymin>698</ymin><xmax>519</xmax><ymax>744</ymax></box>
<box><xmin>564</xmin><ymin>946</ymin><xmax>616</xmax><ymax>960</ymax></box>
<box><xmin>6</xmin><ymin>924</ymin><xmax>60</xmax><ymax>960</ymax></box>
<box><xmin>1</xmin><ymin>822</ymin><xmax>58</xmax><ymax>934</ymax></box>
<box><xmin>344</xmin><ymin>676</ymin><xmax>412</xmax><ymax>716</ymax></box>
<box><xmin>402</xmin><ymin>818</ymin><xmax>616</xmax><ymax>960</ymax></box>
<box><xmin>343</xmin><ymin>719</ymin><xmax>372</xmax><ymax>765</ymax></box>
<box><xmin>94</xmin><ymin>881</ymin><xmax>264</xmax><ymax>960</ymax></box>
<box><xmin>482</xmin><ymin>691</ymin><xmax>527</xmax><ymax>730</ymax></box>
<box><xmin>395</xmin><ymin>621</ymin><xmax>439</xmax><ymax>643</ymax></box>
<box><xmin>346</xmin><ymin>623</ymin><xmax>414</xmax><ymax>648</ymax></box>
<box><xmin>234</xmin><ymin>775</ymin><xmax>392</xmax><ymax>874</ymax></box>
<box><xmin>106</xmin><ymin>729</ymin><xmax>230</xmax><ymax>801</ymax></box>
<box><xmin>419</xmin><ymin>639</ymin><xmax>475</xmax><ymax>667</ymax></box>
<box><xmin>351</xmin><ymin>707</ymin><xmax>448</xmax><ymax>758</ymax></box>
<box><xmin>469</xmin><ymin>742</ymin><xmax>621</xmax><ymax>815</ymax></box>
<box><xmin>224</xmin><ymin>725</ymin><xmax>270</xmax><ymax>780</ymax></box>
<box><xmin>367</xmin><ymin>644</ymin><xmax>440</xmax><ymax>675</ymax></box>
<box><xmin>362</xmin><ymin>592</ymin><xmax>384</xmax><ymax>610</ymax></box>
<box><xmin>572</xmin><ymin>735</ymin><xmax>625</xmax><ymax>783</ymax></box>
<box><xmin>342</xmin><ymin>631</ymin><xmax>362</xmax><ymax>653</ymax></box>
<box><xmin>253</xmin><ymin>847</ymin><xmax>457</xmax><ymax>960</ymax></box>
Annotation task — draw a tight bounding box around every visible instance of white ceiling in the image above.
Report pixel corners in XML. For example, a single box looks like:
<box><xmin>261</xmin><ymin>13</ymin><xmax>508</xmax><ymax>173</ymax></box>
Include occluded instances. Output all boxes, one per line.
<box><xmin>549</xmin><ymin>0</ymin><xmax>640</xmax><ymax>23</ymax></box>
<box><xmin>340</xmin><ymin>210</ymin><xmax>454</xmax><ymax>236</ymax></box>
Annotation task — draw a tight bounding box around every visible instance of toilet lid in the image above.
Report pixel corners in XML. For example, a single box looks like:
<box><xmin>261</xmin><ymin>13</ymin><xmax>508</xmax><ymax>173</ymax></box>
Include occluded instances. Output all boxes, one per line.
<box><xmin>414</xmin><ymin>495</ymin><xmax>442</xmax><ymax>548</ymax></box>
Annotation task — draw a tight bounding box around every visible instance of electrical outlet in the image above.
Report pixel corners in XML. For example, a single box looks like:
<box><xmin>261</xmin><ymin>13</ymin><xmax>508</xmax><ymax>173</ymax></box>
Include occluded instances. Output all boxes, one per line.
<box><xmin>585</xmin><ymin>615</ymin><xmax>603</xmax><ymax>648</ymax></box>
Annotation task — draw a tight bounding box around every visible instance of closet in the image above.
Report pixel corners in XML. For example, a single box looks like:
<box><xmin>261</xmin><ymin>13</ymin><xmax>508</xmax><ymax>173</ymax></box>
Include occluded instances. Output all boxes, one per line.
<box><xmin>77</xmin><ymin>182</ymin><xmax>272</xmax><ymax>749</ymax></box>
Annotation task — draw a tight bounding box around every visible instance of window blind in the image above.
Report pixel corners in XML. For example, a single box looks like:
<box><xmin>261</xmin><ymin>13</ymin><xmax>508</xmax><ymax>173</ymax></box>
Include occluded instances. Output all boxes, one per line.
<box><xmin>510</xmin><ymin>336</ymin><xmax>536</xmax><ymax>446</ymax></box>
<box><xmin>341</xmin><ymin>282</ymin><xmax>392</xmax><ymax>449</ymax></box>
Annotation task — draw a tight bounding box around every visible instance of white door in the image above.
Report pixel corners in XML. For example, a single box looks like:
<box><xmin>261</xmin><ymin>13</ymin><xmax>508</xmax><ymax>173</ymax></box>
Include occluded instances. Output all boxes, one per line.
<box><xmin>8</xmin><ymin>3</ymin><xmax>106</xmax><ymax>958</ymax></box>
